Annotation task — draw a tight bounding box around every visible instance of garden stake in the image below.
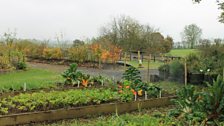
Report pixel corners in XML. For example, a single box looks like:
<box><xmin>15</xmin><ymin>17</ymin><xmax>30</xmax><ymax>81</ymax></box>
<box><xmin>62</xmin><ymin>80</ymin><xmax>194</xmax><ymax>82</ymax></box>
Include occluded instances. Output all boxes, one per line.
<box><xmin>77</xmin><ymin>81</ymin><xmax>80</xmax><ymax>88</ymax></box>
<box><xmin>145</xmin><ymin>91</ymin><xmax>147</xmax><ymax>100</ymax></box>
<box><xmin>135</xmin><ymin>94</ymin><xmax>137</xmax><ymax>101</ymax></box>
<box><xmin>23</xmin><ymin>83</ymin><xmax>26</xmax><ymax>92</ymax></box>
<box><xmin>115</xmin><ymin>104</ymin><xmax>119</xmax><ymax>117</ymax></box>
<box><xmin>101</xmin><ymin>80</ymin><xmax>104</xmax><ymax>86</ymax></box>
<box><xmin>159</xmin><ymin>90</ymin><xmax>162</xmax><ymax>98</ymax></box>
<box><xmin>137</xmin><ymin>102</ymin><xmax>142</xmax><ymax>113</ymax></box>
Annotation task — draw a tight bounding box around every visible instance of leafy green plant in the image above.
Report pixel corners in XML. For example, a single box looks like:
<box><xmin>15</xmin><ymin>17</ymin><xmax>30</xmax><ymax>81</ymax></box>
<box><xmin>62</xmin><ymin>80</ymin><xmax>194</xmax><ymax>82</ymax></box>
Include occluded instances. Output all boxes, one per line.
<box><xmin>122</xmin><ymin>66</ymin><xmax>141</xmax><ymax>82</ymax></box>
<box><xmin>202</xmin><ymin>75</ymin><xmax>224</xmax><ymax>124</ymax></box>
<box><xmin>90</xmin><ymin>75</ymin><xmax>109</xmax><ymax>86</ymax></box>
<box><xmin>145</xmin><ymin>83</ymin><xmax>161</xmax><ymax>98</ymax></box>
<box><xmin>170</xmin><ymin>76</ymin><xmax>224</xmax><ymax>125</ymax></box>
<box><xmin>0</xmin><ymin>88</ymin><xmax>135</xmax><ymax>115</ymax></box>
<box><xmin>170</xmin><ymin>85</ymin><xmax>205</xmax><ymax>123</ymax></box>
<box><xmin>61</xmin><ymin>63</ymin><xmax>83</xmax><ymax>85</ymax></box>
<box><xmin>117</xmin><ymin>80</ymin><xmax>134</xmax><ymax>102</ymax></box>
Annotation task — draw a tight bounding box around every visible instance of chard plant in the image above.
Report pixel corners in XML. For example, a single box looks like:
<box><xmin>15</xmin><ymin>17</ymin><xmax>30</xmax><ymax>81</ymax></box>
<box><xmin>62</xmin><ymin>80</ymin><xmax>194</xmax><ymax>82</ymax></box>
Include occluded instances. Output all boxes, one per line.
<box><xmin>61</xmin><ymin>63</ymin><xmax>83</xmax><ymax>85</ymax></box>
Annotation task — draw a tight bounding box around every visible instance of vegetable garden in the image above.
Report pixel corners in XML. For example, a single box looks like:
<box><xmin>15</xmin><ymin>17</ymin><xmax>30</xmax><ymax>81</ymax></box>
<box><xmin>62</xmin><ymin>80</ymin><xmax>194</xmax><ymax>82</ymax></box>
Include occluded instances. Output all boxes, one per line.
<box><xmin>0</xmin><ymin>62</ymin><xmax>176</xmax><ymax>125</ymax></box>
<box><xmin>1</xmin><ymin>32</ymin><xmax>224</xmax><ymax>125</ymax></box>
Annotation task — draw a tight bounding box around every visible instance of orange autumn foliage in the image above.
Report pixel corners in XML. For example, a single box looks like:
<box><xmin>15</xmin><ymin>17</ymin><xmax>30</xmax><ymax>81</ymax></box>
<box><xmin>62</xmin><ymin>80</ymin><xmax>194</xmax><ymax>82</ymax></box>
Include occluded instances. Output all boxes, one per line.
<box><xmin>90</xmin><ymin>42</ymin><xmax>121</xmax><ymax>63</ymax></box>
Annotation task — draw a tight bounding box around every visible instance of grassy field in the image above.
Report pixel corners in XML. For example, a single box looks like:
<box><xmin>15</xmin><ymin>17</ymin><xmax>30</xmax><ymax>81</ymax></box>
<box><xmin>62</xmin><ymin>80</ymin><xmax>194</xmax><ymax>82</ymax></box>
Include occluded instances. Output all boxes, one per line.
<box><xmin>166</xmin><ymin>49</ymin><xmax>198</xmax><ymax>57</ymax></box>
<box><xmin>0</xmin><ymin>69</ymin><xmax>62</xmax><ymax>92</ymax></box>
<box><xmin>128</xmin><ymin>61</ymin><xmax>163</xmax><ymax>69</ymax></box>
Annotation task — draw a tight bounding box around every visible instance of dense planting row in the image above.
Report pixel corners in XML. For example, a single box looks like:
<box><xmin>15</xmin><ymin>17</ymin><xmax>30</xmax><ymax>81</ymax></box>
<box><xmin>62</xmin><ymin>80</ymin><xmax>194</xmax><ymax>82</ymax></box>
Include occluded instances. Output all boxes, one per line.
<box><xmin>0</xmin><ymin>88</ymin><xmax>129</xmax><ymax>115</ymax></box>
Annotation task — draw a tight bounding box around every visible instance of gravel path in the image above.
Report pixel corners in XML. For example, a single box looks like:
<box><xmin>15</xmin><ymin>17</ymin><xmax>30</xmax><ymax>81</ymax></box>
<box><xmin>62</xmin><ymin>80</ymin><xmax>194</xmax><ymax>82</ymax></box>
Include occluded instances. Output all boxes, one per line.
<box><xmin>28</xmin><ymin>62</ymin><xmax>159</xmax><ymax>81</ymax></box>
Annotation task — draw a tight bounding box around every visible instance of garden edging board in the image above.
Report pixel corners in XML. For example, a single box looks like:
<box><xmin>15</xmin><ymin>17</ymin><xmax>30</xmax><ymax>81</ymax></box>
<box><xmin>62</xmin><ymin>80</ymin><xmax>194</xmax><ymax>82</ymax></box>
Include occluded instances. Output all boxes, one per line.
<box><xmin>0</xmin><ymin>96</ymin><xmax>175</xmax><ymax>126</ymax></box>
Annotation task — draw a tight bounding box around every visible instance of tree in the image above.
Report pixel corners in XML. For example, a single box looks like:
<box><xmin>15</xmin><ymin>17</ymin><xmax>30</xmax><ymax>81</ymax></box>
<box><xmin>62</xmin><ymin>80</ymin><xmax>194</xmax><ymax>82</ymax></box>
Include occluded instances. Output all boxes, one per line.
<box><xmin>163</xmin><ymin>36</ymin><xmax>174</xmax><ymax>53</ymax></box>
<box><xmin>72</xmin><ymin>39</ymin><xmax>85</xmax><ymax>47</ymax></box>
<box><xmin>100</xmin><ymin>16</ymin><xmax>147</xmax><ymax>51</ymax></box>
<box><xmin>181</xmin><ymin>24</ymin><xmax>202</xmax><ymax>49</ymax></box>
<box><xmin>100</xmin><ymin>16</ymin><xmax>174</xmax><ymax>54</ymax></box>
<box><xmin>193</xmin><ymin>0</ymin><xmax>224</xmax><ymax>23</ymax></box>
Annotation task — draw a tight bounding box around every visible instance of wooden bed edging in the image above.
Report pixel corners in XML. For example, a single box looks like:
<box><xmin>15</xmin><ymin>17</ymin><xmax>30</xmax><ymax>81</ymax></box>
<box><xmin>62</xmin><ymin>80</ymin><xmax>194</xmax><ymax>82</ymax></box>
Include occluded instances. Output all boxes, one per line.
<box><xmin>0</xmin><ymin>96</ymin><xmax>176</xmax><ymax>126</ymax></box>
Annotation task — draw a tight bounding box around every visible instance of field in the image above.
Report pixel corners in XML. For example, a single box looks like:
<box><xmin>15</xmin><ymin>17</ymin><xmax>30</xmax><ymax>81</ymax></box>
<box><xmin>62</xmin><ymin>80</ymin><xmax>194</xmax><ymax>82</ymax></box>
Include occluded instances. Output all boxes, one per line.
<box><xmin>166</xmin><ymin>49</ymin><xmax>198</xmax><ymax>57</ymax></box>
<box><xmin>0</xmin><ymin>68</ymin><xmax>62</xmax><ymax>92</ymax></box>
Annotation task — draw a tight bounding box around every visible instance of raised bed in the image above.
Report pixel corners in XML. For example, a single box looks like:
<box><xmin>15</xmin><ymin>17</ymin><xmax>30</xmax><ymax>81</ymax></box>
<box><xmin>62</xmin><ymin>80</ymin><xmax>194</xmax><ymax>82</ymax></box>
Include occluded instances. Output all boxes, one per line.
<box><xmin>0</xmin><ymin>85</ymin><xmax>106</xmax><ymax>99</ymax></box>
<box><xmin>0</xmin><ymin>96</ymin><xmax>175</xmax><ymax>126</ymax></box>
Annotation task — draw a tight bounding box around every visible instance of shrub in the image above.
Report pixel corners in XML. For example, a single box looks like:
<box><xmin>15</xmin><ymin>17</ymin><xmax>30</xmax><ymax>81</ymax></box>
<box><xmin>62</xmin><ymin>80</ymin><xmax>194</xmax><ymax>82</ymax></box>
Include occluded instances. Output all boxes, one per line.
<box><xmin>158</xmin><ymin>64</ymin><xmax>169</xmax><ymax>73</ymax></box>
<box><xmin>42</xmin><ymin>47</ymin><xmax>62</xmax><ymax>59</ymax></box>
<box><xmin>68</xmin><ymin>45</ymin><xmax>89</xmax><ymax>63</ymax></box>
<box><xmin>169</xmin><ymin>60</ymin><xmax>184</xmax><ymax>82</ymax></box>
<box><xmin>186</xmin><ymin>53</ymin><xmax>201</xmax><ymax>73</ymax></box>
<box><xmin>158</xmin><ymin>64</ymin><xmax>170</xmax><ymax>80</ymax></box>
<box><xmin>0</xmin><ymin>56</ymin><xmax>11</xmax><ymax>69</ymax></box>
<box><xmin>16</xmin><ymin>61</ymin><xmax>27</xmax><ymax>70</ymax></box>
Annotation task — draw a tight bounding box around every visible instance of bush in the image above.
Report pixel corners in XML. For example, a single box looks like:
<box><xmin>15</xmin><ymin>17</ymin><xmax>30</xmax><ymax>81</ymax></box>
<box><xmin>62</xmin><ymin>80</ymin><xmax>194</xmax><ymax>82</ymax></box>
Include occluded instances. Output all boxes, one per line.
<box><xmin>186</xmin><ymin>53</ymin><xmax>201</xmax><ymax>73</ymax></box>
<box><xmin>68</xmin><ymin>45</ymin><xmax>89</xmax><ymax>63</ymax></box>
<box><xmin>169</xmin><ymin>60</ymin><xmax>184</xmax><ymax>82</ymax></box>
<box><xmin>16</xmin><ymin>61</ymin><xmax>27</xmax><ymax>70</ymax></box>
<box><xmin>0</xmin><ymin>56</ymin><xmax>11</xmax><ymax>69</ymax></box>
<box><xmin>42</xmin><ymin>47</ymin><xmax>62</xmax><ymax>59</ymax></box>
<box><xmin>158</xmin><ymin>64</ymin><xmax>170</xmax><ymax>80</ymax></box>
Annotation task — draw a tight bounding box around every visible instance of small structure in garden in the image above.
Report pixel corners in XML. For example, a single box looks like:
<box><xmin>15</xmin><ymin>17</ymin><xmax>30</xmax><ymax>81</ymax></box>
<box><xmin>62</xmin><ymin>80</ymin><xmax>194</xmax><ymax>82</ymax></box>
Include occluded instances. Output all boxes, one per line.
<box><xmin>129</xmin><ymin>50</ymin><xmax>145</xmax><ymax>62</ymax></box>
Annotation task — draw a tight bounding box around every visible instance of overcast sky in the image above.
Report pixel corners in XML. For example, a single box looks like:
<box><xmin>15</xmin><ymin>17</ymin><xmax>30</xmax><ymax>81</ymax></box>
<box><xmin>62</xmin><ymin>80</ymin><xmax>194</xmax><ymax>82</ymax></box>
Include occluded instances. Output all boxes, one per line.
<box><xmin>0</xmin><ymin>0</ymin><xmax>223</xmax><ymax>42</ymax></box>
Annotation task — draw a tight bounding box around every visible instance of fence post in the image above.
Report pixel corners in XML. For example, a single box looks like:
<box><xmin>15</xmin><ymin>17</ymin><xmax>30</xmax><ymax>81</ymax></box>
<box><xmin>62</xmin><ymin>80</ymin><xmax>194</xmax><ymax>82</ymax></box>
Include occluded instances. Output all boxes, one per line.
<box><xmin>124</xmin><ymin>52</ymin><xmax>127</xmax><ymax>70</ymax></box>
<box><xmin>184</xmin><ymin>58</ymin><xmax>187</xmax><ymax>85</ymax></box>
<box><xmin>223</xmin><ymin>67</ymin><xmax>224</xmax><ymax>80</ymax></box>
<box><xmin>147</xmin><ymin>54</ymin><xmax>151</xmax><ymax>82</ymax></box>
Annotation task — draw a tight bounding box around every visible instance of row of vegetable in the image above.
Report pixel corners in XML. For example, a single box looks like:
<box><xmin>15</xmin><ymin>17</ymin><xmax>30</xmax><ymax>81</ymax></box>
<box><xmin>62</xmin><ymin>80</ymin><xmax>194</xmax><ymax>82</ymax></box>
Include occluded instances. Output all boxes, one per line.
<box><xmin>0</xmin><ymin>89</ymin><xmax>120</xmax><ymax>115</ymax></box>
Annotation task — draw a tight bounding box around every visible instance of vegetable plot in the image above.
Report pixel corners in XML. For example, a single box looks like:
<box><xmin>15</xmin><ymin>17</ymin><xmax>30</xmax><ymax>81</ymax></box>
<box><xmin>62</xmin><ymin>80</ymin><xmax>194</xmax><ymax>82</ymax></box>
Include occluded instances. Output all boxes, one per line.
<box><xmin>0</xmin><ymin>89</ymin><xmax>125</xmax><ymax>115</ymax></box>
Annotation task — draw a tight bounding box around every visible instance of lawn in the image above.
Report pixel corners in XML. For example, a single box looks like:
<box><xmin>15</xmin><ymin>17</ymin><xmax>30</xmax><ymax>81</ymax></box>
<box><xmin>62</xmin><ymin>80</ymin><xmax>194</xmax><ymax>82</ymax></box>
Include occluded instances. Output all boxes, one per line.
<box><xmin>166</xmin><ymin>49</ymin><xmax>198</xmax><ymax>57</ymax></box>
<box><xmin>0</xmin><ymin>69</ymin><xmax>63</xmax><ymax>92</ymax></box>
<box><xmin>128</xmin><ymin>60</ymin><xmax>163</xmax><ymax>69</ymax></box>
